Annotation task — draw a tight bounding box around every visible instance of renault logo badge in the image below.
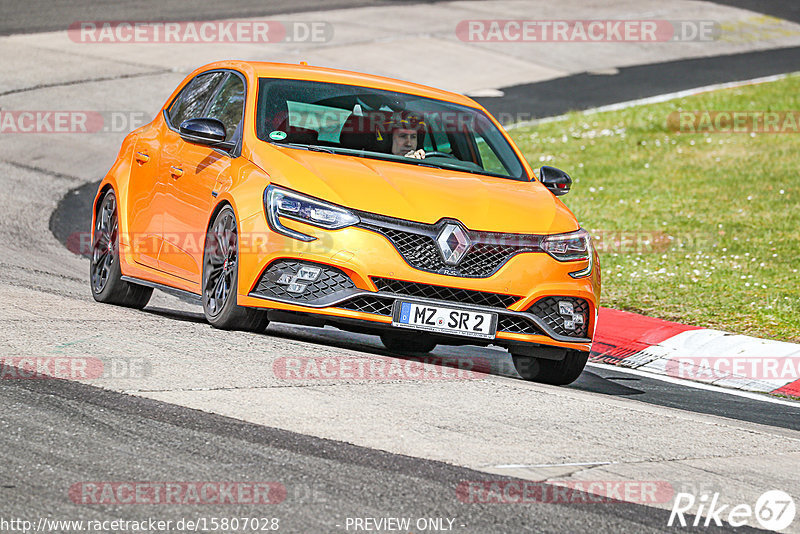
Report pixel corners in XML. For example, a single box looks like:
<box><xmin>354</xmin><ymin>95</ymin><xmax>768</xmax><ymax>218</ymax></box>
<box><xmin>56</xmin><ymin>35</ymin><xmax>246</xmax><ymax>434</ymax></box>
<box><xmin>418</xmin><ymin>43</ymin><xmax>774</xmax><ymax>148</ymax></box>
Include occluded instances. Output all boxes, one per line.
<box><xmin>436</xmin><ymin>223</ymin><xmax>471</xmax><ymax>266</ymax></box>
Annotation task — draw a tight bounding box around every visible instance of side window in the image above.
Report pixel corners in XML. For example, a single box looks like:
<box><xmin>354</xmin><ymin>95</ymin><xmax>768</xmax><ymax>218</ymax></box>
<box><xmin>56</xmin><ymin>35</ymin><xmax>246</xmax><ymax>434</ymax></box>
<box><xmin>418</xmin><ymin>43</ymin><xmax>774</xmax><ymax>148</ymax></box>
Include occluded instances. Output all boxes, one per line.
<box><xmin>286</xmin><ymin>101</ymin><xmax>350</xmax><ymax>142</ymax></box>
<box><xmin>205</xmin><ymin>74</ymin><xmax>246</xmax><ymax>141</ymax></box>
<box><xmin>168</xmin><ymin>72</ymin><xmax>225</xmax><ymax>128</ymax></box>
<box><xmin>428</xmin><ymin>128</ymin><xmax>452</xmax><ymax>154</ymax></box>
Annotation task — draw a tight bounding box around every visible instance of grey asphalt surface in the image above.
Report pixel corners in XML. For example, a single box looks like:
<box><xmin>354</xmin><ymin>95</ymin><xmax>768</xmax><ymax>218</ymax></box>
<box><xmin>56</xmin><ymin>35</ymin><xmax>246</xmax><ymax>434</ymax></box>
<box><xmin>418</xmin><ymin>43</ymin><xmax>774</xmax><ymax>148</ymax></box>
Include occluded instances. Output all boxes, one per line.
<box><xmin>4</xmin><ymin>1</ymin><xmax>800</xmax><ymax>533</ymax></box>
<box><xmin>2</xmin><ymin>372</ymin><xmax>753</xmax><ymax>534</ymax></box>
<box><xmin>0</xmin><ymin>0</ymin><xmax>452</xmax><ymax>36</ymax></box>
<box><xmin>475</xmin><ymin>46</ymin><xmax>800</xmax><ymax>123</ymax></box>
<box><xmin>710</xmin><ymin>0</ymin><xmax>800</xmax><ymax>24</ymax></box>
<box><xmin>1</xmin><ymin>0</ymin><xmax>796</xmax><ymax>37</ymax></box>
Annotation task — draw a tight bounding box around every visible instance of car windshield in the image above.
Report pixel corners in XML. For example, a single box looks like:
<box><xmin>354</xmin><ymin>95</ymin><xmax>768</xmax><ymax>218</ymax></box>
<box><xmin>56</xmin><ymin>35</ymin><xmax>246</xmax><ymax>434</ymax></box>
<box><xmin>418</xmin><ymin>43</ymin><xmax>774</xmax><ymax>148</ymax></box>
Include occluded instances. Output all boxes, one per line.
<box><xmin>256</xmin><ymin>78</ymin><xmax>527</xmax><ymax>180</ymax></box>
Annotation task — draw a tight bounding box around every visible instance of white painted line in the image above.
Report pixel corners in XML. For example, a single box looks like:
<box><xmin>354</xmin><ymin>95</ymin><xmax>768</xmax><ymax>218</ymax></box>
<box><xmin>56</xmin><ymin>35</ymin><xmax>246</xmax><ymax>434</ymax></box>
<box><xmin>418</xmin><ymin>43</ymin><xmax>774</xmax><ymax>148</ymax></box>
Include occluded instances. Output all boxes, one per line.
<box><xmin>489</xmin><ymin>461</ymin><xmax>614</xmax><ymax>469</ymax></box>
<box><xmin>466</xmin><ymin>88</ymin><xmax>505</xmax><ymax>98</ymax></box>
<box><xmin>505</xmin><ymin>71</ymin><xmax>800</xmax><ymax>130</ymax></box>
<box><xmin>587</xmin><ymin>362</ymin><xmax>800</xmax><ymax>407</ymax></box>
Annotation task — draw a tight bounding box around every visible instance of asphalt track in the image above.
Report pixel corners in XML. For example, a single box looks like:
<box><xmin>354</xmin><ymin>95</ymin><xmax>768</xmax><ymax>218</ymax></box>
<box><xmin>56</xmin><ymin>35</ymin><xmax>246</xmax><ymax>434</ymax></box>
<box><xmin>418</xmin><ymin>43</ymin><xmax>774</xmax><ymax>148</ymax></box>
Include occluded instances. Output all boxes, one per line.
<box><xmin>2</xmin><ymin>371</ymin><xmax>754</xmax><ymax>534</ymax></box>
<box><xmin>0</xmin><ymin>0</ymin><xmax>451</xmax><ymax>37</ymax></box>
<box><xmin>474</xmin><ymin>46</ymin><xmax>800</xmax><ymax>123</ymax></box>
<box><xmin>1</xmin><ymin>0</ymin><xmax>797</xmax><ymax>36</ymax></box>
<box><xmin>4</xmin><ymin>1</ymin><xmax>800</xmax><ymax>533</ymax></box>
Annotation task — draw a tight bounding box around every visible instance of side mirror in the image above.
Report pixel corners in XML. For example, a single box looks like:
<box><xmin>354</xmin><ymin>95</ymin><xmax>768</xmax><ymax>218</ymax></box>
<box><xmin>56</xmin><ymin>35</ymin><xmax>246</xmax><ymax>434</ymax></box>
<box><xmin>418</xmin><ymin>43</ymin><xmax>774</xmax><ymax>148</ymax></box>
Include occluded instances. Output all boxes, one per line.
<box><xmin>179</xmin><ymin>118</ymin><xmax>227</xmax><ymax>146</ymax></box>
<box><xmin>539</xmin><ymin>166</ymin><xmax>572</xmax><ymax>196</ymax></box>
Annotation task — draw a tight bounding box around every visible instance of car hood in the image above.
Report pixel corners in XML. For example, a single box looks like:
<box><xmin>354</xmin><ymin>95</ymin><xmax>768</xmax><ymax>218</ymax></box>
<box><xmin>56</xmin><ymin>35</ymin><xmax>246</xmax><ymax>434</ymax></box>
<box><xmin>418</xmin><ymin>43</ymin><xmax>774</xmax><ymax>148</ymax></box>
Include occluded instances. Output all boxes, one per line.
<box><xmin>249</xmin><ymin>144</ymin><xmax>578</xmax><ymax>234</ymax></box>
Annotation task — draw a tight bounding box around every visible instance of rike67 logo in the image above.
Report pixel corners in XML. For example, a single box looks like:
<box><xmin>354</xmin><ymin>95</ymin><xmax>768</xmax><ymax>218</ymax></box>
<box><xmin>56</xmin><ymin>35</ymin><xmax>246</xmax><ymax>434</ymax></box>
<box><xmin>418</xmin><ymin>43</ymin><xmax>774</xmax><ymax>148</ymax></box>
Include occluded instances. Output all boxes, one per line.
<box><xmin>669</xmin><ymin>490</ymin><xmax>796</xmax><ymax>531</ymax></box>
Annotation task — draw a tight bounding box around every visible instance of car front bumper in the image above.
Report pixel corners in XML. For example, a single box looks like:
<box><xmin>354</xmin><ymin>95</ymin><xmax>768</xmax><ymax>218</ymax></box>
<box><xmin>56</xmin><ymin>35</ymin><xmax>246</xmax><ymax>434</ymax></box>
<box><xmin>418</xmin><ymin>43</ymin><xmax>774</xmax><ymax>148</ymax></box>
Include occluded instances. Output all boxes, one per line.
<box><xmin>236</xmin><ymin>212</ymin><xmax>599</xmax><ymax>353</ymax></box>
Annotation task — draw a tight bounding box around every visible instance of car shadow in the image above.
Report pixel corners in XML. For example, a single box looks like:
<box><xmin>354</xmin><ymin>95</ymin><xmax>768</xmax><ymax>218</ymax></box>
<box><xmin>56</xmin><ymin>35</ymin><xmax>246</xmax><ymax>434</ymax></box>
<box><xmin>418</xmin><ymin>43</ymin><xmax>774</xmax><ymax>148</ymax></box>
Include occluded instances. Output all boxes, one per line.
<box><xmin>143</xmin><ymin>306</ymin><xmax>207</xmax><ymax>324</ymax></box>
<box><xmin>568</xmin><ymin>370</ymin><xmax>646</xmax><ymax>396</ymax></box>
<box><xmin>138</xmin><ymin>304</ymin><xmax>647</xmax><ymax>395</ymax></box>
<box><xmin>262</xmin><ymin>322</ymin><xmax>648</xmax><ymax>394</ymax></box>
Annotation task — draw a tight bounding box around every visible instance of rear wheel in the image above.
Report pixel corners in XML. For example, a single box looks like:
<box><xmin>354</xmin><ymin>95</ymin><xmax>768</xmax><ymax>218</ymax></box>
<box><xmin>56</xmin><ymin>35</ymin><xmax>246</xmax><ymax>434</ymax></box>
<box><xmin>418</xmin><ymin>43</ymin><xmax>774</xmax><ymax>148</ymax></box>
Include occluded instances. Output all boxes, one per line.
<box><xmin>512</xmin><ymin>350</ymin><xmax>589</xmax><ymax>385</ymax></box>
<box><xmin>90</xmin><ymin>190</ymin><xmax>152</xmax><ymax>309</ymax></box>
<box><xmin>380</xmin><ymin>331</ymin><xmax>437</xmax><ymax>353</ymax></box>
<box><xmin>202</xmin><ymin>206</ymin><xmax>268</xmax><ymax>332</ymax></box>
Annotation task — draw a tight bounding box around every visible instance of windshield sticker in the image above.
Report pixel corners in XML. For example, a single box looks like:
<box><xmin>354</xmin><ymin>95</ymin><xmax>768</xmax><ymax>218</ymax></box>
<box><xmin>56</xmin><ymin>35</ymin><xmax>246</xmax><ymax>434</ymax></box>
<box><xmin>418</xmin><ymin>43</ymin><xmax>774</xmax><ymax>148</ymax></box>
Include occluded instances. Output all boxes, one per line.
<box><xmin>269</xmin><ymin>130</ymin><xmax>288</xmax><ymax>141</ymax></box>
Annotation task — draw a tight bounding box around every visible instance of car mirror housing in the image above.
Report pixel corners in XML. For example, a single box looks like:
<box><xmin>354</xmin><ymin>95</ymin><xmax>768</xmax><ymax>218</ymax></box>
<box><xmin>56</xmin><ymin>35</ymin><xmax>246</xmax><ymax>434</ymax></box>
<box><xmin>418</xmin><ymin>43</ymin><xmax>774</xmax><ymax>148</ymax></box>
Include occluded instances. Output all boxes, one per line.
<box><xmin>539</xmin><ymin>166</ymin><xmax>572</xmax><ymax>196</ymax></box>
<box><xmin>179</xmin><ymin>118</ymin><xmax>227</xmax><ymax>146</ymax></box>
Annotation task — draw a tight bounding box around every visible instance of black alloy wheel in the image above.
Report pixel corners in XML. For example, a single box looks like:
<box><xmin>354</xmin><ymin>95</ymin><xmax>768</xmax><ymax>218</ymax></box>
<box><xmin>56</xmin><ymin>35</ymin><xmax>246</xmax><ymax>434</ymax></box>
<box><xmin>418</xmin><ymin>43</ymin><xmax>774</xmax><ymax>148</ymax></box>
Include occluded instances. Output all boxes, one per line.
<box><xmin>202</xmin><ymin>206</ymin><xmax>268</xmax><ymax>331</ymax></box>
<box><xmin>89</xmin><ymin>190</ymin><xmax>152</xmax><ymax>308</ymax></box>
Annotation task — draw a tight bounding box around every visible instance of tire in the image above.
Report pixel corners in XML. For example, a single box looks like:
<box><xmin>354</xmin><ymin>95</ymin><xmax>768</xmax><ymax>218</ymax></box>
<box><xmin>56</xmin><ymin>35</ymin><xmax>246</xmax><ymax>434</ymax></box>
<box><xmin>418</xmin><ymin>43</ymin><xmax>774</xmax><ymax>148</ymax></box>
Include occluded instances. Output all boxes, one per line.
<box><xmin>90</xmin><ymin>190</ymin><xmax>153</xmax><ymax>309</ymax></box>
<box><xmin>512</xmin><ymin>350</ymin><xmax>589</xmax><ymax>385</ymax></box>
<box><xmin>202</xmin><ymin>206</ymin><xmax>268</xmax><ymax>332</ymax></box>
<box><xmin>380</xmin><ymin>331</ymin><xmax>437</xmax><ymax>353</ymax></box>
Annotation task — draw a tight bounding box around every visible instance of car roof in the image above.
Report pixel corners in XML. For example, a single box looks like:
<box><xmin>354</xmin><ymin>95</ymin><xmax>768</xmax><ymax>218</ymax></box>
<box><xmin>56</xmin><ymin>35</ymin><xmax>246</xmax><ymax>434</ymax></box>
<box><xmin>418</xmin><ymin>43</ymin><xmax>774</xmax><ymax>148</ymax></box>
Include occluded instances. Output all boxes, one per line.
<box><xmin>198</xmin><ymin>60</ymin><xmax>483</xmax><ymax>109</ymax></box>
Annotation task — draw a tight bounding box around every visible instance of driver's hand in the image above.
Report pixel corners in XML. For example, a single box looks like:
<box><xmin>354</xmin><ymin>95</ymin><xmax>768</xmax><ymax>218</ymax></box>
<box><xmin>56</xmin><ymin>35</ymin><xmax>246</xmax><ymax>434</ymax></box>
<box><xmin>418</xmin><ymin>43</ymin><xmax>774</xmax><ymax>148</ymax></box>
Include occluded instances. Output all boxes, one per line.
<box><xmin>404</xmin><ymin>149</ymin><xmax>426</xmax><ymax>159</ymax></box>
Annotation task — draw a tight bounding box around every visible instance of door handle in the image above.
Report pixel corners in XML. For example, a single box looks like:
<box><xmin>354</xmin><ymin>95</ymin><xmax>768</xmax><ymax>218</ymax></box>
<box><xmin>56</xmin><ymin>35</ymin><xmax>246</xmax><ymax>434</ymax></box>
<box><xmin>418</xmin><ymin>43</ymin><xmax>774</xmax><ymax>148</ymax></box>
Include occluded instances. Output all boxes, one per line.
<box><xmin>169</xmin><ymin>166</ymin><xmax>184</xmax><ymax>178</ymax></box>
<box><xmin>134</xmin><ymin>151</ymin><xmax>150</xmax><ymax>164</ymax></box>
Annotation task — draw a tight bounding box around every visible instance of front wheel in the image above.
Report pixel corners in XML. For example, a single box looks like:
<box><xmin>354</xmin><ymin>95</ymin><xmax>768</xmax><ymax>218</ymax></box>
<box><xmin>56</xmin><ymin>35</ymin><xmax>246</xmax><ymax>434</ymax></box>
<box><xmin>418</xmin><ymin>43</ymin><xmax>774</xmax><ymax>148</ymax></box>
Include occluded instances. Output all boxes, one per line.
<box><xmin>512</xmin><ymin>350</ymin><xmax>589</xmax><ymax>385</ymax></box>
<box><xmin>202</xmin><ymin>206</ymin><xmax>268</xmax><ymax>332</ymax></box>
<box><xmin>90</xmin><ymin>190</ymin><xmax>152</xmax><ymax>309</ymax></box>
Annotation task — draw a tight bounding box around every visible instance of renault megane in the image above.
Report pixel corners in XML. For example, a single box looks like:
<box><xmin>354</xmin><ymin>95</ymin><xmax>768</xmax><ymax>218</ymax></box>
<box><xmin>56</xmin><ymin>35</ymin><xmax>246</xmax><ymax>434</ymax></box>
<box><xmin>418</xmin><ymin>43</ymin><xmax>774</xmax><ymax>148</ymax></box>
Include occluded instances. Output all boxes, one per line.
<box><xmin>90</xmin><ymin>60</ymin><xmax>600</xmax><ymax>385</ymax></box>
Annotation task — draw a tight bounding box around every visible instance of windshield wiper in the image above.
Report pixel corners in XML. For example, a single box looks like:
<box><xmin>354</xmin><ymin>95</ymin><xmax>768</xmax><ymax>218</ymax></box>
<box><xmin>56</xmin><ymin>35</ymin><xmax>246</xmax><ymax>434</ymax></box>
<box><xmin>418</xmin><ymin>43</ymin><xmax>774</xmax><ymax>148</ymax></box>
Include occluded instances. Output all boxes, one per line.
<box><xmin>305</xmin><ymin>145</ymin><xmax>334</xmax><ymax>154</ymax></box>
<box><xmin>271</xmin><ymin>142</ymin><xmax>334</xmax><ymax>154</ymax></box>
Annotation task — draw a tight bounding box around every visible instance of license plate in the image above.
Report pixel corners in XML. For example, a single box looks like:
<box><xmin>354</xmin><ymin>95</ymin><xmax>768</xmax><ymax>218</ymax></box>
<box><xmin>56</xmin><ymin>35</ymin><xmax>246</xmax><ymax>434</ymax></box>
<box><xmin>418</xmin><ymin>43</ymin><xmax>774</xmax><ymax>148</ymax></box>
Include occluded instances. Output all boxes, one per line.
<box><xmin>392</xmin><ymin>301</ymin><xmax>497</xmax><ymax>339</ymax></box>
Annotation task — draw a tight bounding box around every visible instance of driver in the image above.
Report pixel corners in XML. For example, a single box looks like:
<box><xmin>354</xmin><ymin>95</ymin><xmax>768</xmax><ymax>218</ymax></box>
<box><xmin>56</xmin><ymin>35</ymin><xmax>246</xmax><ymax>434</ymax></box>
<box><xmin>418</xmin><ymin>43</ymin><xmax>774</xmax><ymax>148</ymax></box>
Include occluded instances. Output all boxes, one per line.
<box><xmin>379</xmin><ymin>111</ymin><xmax>426</xmax><ymax>159</ymax></box>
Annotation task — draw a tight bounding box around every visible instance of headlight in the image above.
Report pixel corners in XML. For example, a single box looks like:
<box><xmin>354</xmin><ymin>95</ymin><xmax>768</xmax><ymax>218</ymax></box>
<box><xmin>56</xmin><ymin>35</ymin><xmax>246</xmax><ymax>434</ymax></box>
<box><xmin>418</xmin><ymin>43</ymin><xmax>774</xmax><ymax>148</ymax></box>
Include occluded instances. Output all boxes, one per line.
<box><xmin>265</xmin><ymin>185</ymin><xmax>360</xmax><ymax>242</ymax></box>
<box><xmin>542</xmin><ymin>228</ymin><xmax>591</xmax><ymax>262</ymax></box>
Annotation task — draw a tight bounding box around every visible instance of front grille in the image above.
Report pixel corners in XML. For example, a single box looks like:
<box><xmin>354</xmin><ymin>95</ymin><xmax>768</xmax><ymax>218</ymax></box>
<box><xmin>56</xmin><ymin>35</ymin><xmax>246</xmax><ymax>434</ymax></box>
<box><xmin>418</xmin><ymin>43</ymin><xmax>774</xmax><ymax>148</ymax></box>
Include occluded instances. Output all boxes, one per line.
<box><xmin>497</xmin><ymin>315</ymin><xmax>540</xmax><ymax>335</ymax></box>
<box><xmin>337</xmin><ymin>296</ymin><xmax>394</xmax><ymax>316</ymax></box>
<box><xmin>528</xmin><ymin>296</ymin><xmax>590</xmax><ymax>338</ymax></box>
<box><xmin>251</xmin><ymin>259</ymin><xmax>357</xmax><ymax>305</ymax></box>
<box><xmin>458</xmin><ymin>243</ymin><xmax>523</xmax><ymax>276</ymax></box>
<box><xmin>382</xmin><ymin>228</ymin><xmax>442</xmax><ymax>272</ymax></box>
<box><xmin>372</xmin><ymin>277</ymin><xmax>520</xmax><ymax>309</ymax></box>
<box><xmin>357</xmin><ymin>212</ymin><xmax>541</xmax><ymax>278</ymax></box>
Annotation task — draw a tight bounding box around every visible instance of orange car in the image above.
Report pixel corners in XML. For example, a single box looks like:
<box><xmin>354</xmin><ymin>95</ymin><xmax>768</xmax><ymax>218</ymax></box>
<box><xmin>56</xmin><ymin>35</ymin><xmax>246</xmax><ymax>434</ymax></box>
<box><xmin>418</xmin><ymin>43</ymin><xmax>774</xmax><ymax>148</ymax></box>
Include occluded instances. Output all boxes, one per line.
<box><xmin>90</xmin><ymin>60</ymin><xmax>600</xmax><ymax>385</ymax></box>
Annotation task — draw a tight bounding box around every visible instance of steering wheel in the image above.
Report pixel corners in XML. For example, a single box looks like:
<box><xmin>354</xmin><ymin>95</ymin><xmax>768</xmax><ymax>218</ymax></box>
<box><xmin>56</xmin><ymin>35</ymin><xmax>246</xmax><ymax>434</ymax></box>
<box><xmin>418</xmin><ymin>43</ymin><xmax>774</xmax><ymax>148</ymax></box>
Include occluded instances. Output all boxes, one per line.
<box><xmin>424</xmin><ymin>151</ymin><xmax>458</xmax><ymax>159</ymax></box>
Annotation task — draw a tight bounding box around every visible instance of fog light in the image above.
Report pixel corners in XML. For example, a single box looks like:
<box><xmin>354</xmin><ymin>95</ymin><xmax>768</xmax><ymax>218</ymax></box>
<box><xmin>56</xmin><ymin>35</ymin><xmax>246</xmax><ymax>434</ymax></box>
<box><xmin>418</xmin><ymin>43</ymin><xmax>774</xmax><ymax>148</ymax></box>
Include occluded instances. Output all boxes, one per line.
<box><xmin>273</xmin><ymin>264</ymin><xmax>322</xmax><ymax>295</ymax></box>
<box><xmin>287</xmin><ymin>283</ymin><xmax>307</xmax><ymax>294</ymax></box>
<box><xmin>558</xmin><ymin>301</ymin><xmax>574</xmax><ymax>315</ymax></box>
<box><xmin>296</xmin><ymin>266</ymin><xmax>322</xmax><ymax>281</ymax></box>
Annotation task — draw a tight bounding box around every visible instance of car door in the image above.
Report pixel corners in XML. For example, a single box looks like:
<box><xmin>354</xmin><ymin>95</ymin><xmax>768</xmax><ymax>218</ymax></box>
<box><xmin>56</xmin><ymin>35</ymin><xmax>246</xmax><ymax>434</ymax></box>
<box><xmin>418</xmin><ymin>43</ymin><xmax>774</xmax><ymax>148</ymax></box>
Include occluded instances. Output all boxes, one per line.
<box><xmin>126</xmin><ymin>125</ymin><xmax>164</xmax><ymax>269</ymax></box>
<box><xmin>158</xmin><ymin>72</ymin><xmax>245</xmax><ymax>286</ymax></box>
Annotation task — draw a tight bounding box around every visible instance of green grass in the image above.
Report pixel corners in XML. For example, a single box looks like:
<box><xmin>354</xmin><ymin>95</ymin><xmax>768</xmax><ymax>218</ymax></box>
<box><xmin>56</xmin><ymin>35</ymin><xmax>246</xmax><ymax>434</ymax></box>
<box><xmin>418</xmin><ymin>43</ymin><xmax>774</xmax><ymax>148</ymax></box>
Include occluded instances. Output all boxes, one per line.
<box><xmin>510</xmin><ymin>74</ymin><xmax>800</xmax><ymax>342</ymax></box>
